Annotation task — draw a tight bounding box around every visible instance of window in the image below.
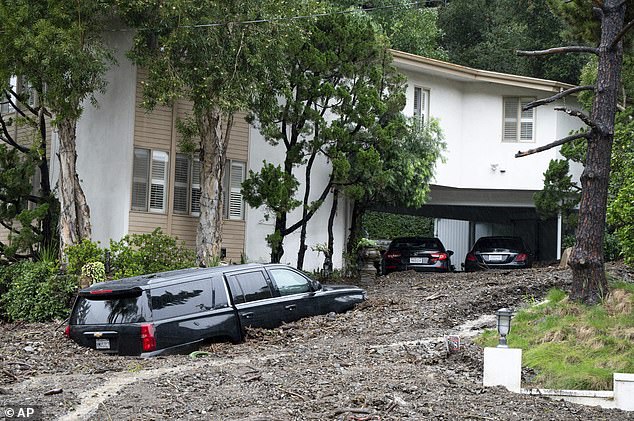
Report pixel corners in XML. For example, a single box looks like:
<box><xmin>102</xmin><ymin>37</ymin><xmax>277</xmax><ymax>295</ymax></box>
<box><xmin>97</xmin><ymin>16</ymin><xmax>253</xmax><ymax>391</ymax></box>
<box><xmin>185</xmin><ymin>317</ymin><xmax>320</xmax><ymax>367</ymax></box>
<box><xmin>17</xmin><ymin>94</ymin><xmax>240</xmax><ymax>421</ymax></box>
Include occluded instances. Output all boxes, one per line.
<box><xmin>413</xmin><ymin>87</ymin><xmax>430</xmax><ymax>126</ymax></box>
<box><xmin>0</xmin><ymin>76</ymin><xmax>17</xmax><ymax>114</ymax></box>
<box><xmin>229</xmin><ymin>271</ymin><xmax>272</xmax><ymax>303</ymax></box>
<box><xmin>503</xmin><ymin>97</ymin><xmax>535</xmax><ymax>143</ymax></box>
<box><xmin>173</xmin><ymin>153</ymin><xmax>201</xmax><ymax>215</ymax></box>
<box><xmin>150</xmin><ymin>280</ymin><xmax>212</xmax><ymax>320</ymax></box>
<box><xmin>131</xmin><ymin>148</ymin><xmax>169</xmax><ymax>212</ymax></box>
<box><xmin>222</xmin><ymin>160</ymin><xmax>246</xmax><ymax>220</ymax></box>
<box><xmin>269</xmin><ymin>268</ymin><xmax>311</xmax><ymax>296</ymax></box>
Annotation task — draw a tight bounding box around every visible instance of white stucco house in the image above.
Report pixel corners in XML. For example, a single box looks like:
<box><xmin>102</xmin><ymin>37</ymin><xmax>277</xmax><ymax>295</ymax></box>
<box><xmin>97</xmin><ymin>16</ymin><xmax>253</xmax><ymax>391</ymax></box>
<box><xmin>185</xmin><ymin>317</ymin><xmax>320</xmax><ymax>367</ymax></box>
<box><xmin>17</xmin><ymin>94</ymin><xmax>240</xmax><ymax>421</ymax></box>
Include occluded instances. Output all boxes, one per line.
<box><xmin>37</xmin><ymin>32</ymin><xmax>583</xmax><ymax>271</ymax></box>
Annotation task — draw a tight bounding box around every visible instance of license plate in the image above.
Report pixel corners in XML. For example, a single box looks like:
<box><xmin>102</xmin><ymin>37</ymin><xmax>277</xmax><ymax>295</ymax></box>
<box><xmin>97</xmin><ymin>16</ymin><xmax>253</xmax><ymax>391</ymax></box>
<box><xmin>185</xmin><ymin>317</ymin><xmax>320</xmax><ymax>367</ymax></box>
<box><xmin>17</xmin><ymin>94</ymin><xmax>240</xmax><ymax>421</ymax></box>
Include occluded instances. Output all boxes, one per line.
<box><xmin>488</xmin><ymin>255</ymin><xmax>504</xmax><ymax>262</ymax></box>
<box><xmin>410</xmin><ymin>257</ymin><xmax>427</xmax><ymax>264</ymax></box>
<box><xmin>95</xmin><ymin>338</ymin><xmax>110</xmax><ymax>350</ymax></box>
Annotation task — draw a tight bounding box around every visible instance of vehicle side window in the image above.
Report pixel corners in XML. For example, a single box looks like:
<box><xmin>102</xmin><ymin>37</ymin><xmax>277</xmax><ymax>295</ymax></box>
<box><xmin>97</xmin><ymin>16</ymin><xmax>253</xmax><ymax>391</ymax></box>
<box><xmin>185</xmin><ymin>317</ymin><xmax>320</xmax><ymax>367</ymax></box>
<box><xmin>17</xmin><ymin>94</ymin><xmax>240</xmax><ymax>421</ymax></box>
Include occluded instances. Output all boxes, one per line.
<box><xmin>226</xmin><ymin>276</ymin><xmax>245</xmax><ymax>304</ymax></box>
<box><xmin>269</xmin><ymin>269</ymin><xmax>311</xmax><ymax>296</ymax></box>
<box><xmin>231</xmin><ymin>271</ymin><xmax>273</xmax><ymax>303</ymax></box>
<box><xmin>211</xmin><ymin>276</ymin><xmax>229</xmax><ymax>309</ymax></box>
<box><xmin>150</xmin><ymin>280</ymin><xmax>212</xmax><ymax>320</ymax></box>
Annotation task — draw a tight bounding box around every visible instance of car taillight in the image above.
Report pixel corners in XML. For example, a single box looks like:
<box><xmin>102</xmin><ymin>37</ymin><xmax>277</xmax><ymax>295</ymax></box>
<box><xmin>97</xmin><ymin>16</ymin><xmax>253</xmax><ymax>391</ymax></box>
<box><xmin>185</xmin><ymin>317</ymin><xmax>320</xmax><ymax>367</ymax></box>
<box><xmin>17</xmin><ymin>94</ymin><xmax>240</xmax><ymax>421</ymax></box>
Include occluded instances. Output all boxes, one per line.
<box><xmin>466</xmin><ymin>252</ymin><xmax>477</xmax><ymax>262</ymax></box>
<box><xmin>431</xmin><ymin>252</ymin><xmax>448</xmax><ymax>261</ymax></box>
<box><xmin>141</xmin><ymin>323</ymin><xmax>156</xmax><ymax>352</ymax></box>
<box><xmin>515</xmin><ymin>253</ymin><xmax>528</xmax><ymax>262</ymax></box>
<box><xmin>90</xmin><ymin>289</ymin><xmax>113</xmax><ymax>295</ymax></box>
<box><xmin>64</xmin><ymin>325</ymin><xmax>70</xmax><ymax>338</ymax></box>
<box><xmin>386</xmin><ymin>252</ymin><xmax>401</xmax><ymax>259</ymax></box>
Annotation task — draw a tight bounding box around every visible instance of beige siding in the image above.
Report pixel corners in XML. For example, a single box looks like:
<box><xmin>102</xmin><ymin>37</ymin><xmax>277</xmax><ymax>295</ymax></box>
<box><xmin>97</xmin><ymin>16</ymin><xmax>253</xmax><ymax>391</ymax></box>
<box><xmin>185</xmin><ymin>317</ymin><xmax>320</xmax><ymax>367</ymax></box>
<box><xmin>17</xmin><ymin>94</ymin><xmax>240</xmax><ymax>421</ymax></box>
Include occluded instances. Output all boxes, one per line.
<box><xmin>128</xmin><ymin>68</ymin><xmax>248</xmax><ymax>261</ymax></box>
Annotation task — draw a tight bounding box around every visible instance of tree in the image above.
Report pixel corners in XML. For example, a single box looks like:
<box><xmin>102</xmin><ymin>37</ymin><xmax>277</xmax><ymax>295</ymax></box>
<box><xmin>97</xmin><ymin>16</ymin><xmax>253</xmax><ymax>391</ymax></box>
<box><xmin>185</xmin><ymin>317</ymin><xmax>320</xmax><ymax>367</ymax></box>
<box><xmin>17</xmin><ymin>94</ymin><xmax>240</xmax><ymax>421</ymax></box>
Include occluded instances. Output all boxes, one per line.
<box><xmin>119</xmin><ymin>0</ymin><xmax>294</xmax><ymax>267</ymax></box>
<box><xmin>0</xmin><ymin>1</ymin><xmax>115</xmax><ymax>257</ymax></box>
<box><xmin>0</xmin><ymin>78</ymin><xmax>58</xmax><ymax>260</ymax></box>
<box><xmin>516</xmin><ymin>0</ymin><xmax>632</xmax><ymax>304</ymax></box>
<box><xmin>438</xmin><ymin>0</ymin><xmax>585</xmax><ymax>84</ymax></box>
<box><xmin>244</xmin><ymin>11</ymin><xmax>408</xmax><ymax>267</ymax></box>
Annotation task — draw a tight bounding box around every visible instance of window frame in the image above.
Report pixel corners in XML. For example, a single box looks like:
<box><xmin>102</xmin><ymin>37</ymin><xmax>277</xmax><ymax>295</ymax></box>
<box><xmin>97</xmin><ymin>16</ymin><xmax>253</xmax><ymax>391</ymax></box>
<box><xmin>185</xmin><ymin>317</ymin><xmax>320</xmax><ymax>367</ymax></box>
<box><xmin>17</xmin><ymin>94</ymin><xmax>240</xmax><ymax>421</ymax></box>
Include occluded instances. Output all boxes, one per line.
<box><xmin>222</xmin><ymin>160</ymin><xmax>246</xmax><ymax>221</ymax></box>
<box><xmin>131</xmin><ymin>147</ymin><xmax>170</xmax><ymax>213</ymax></box>
<box><xmin>413</xmin><ymin>86</ymin><xmax>430</xmax><ymax>127</ymax></box>
<box><xmin>502</xmin><ymin>96</ymin><xmax>536</xmax><ymax>143</ymax></box>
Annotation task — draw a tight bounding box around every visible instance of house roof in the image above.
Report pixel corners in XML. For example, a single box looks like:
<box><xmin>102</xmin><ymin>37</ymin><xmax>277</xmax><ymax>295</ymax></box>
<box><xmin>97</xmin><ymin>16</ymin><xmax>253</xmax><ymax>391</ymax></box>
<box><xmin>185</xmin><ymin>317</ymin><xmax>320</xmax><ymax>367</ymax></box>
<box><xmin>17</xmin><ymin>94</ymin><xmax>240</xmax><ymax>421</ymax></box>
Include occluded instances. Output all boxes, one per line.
<box><xmin>390</xmin><ymin>49</ymin><xmax>576</xmax><ymax>93</ymax></box>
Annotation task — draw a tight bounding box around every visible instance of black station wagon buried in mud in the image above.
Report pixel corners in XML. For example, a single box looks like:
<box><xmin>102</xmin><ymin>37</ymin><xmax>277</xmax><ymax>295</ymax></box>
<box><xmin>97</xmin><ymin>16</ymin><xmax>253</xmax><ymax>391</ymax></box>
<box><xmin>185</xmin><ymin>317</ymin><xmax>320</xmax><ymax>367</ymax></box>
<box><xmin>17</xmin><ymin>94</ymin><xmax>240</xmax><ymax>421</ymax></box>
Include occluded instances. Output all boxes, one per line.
<box><xmin>65</xmin><ymin>263</ymin><xmax>366</xmax><ymax>356</ymax></box>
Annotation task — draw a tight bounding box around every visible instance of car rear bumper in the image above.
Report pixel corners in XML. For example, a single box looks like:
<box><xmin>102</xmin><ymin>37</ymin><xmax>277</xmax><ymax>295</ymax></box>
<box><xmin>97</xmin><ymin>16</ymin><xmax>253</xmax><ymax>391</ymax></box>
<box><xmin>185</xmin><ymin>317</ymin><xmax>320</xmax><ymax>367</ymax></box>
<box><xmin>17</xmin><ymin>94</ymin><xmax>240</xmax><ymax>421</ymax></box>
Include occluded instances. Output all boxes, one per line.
<box><xmin>464</xmin><ymin>261</ymin><xmax>531</xmax><ymax>271</ymax></box>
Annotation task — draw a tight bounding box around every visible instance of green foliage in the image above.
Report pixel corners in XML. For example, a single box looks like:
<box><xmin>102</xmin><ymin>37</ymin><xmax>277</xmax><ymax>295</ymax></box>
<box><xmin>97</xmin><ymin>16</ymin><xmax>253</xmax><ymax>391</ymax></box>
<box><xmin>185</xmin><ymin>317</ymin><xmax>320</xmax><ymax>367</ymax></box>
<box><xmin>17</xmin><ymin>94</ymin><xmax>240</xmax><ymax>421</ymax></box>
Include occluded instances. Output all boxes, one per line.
<box><xmin>242</xmin><ymin>163</ymin><xmax>301</xmax><ymax>220</ymax></box>
<box><xmin>533</xmin><ymin>159</ymin><xmax>580</xmax><ymax>223</ymax></box>
<box><xmin>477</xmin><ymin>285</ymin><xmax>634</xmax><ymax>390</ymax></box>
<box><xmin>65</xmin><ymin>239</ymin><xmax>105</xmax><ymax>276</ymax></box>
<box><xmin>108</xmin><ymin>229</ymin><xmax>196</xmax><ymax>278</ymax></box>
<box><xmin>362</xmin><ymin>211</ymin><xmax>434</xmax><ymax>240</ymax></box>
<box><xmin>438</xmin><ymin>0</ymin><xmax>584</xmax><ymax>84</ymax></box>
<box><xmin>81</xmin><ymin>261</ymin><xmax>105</xmax><ymax>285</ymax></box>
<box><xmin>65</xmin><ymin>229</ymin><xmax>196</xmax><ymax>279</ymax></box>
<box><xmin>0</xmin><ymin>261</ymin><xmax>77</xmax><ymax>322</ymax></box>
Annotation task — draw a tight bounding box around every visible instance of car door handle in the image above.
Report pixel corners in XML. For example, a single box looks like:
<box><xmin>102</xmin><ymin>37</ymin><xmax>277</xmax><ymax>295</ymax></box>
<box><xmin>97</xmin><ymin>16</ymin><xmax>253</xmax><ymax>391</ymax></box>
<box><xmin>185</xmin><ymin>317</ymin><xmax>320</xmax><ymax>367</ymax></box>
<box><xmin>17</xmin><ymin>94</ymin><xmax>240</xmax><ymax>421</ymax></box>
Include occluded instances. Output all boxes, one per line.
<box><xmin>284</xmin><ymin>304</ymin><xmax>296</xmax><ymax>311</ymax></box>
<box><xmin>242</xmin><ymin>312</ymin><xmax>254</xmax><ymax>319</ymax></box>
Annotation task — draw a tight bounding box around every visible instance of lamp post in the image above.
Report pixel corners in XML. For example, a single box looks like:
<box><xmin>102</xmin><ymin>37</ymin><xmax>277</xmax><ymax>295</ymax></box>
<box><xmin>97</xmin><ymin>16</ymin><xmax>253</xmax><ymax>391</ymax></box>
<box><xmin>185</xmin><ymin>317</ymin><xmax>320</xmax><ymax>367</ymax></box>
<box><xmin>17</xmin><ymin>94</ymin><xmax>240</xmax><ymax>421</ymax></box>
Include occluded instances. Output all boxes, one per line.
<box><xmin>496</xmin><ymin>308</ymin><xmax>513</xmax><ymax>348</ymax></box>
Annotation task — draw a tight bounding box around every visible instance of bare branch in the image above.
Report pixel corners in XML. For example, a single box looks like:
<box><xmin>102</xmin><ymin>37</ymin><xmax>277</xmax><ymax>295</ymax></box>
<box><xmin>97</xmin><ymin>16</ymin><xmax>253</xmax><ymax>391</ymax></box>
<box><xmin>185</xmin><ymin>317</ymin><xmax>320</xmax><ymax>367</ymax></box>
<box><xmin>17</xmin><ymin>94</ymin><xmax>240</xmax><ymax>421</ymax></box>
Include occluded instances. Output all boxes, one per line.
<box><xmin>523</xmin><ymin>86</ymin><xmax>595</xmax><ymax>111</ymax></box>
<box><xmin>517</xmin><ymin>46</ymin><xmax>599</xmax><ymax>57</ymax></box>
<box><xmin>553</xmin><ymin>107</ymin><xmax>596</xmax><ymax>130</ymax></box>
<box><xmin>611</xmin><ymin>19</ymin><xmax>634</xmax><ymax>49</ymax></box>
<box><xmin>0</xmin><ymin>114</ymin><xmax>30</xmax><ymax>154</ymax></box>
<box><xmin>515</xmin><ymin>132</ymin><xmax>590</xmax><ymax>158</ymax></box>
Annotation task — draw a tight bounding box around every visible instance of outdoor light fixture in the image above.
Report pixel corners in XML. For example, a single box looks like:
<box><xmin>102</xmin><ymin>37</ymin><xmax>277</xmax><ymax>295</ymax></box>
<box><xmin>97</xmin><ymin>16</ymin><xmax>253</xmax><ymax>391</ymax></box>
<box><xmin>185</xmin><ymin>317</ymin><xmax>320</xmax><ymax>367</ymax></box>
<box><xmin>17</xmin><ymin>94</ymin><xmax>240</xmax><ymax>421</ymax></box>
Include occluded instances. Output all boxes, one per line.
<box><xmin>496</xmin><ymin>308</ymin><xmax>513</xmax><ymax>348</ymax></box>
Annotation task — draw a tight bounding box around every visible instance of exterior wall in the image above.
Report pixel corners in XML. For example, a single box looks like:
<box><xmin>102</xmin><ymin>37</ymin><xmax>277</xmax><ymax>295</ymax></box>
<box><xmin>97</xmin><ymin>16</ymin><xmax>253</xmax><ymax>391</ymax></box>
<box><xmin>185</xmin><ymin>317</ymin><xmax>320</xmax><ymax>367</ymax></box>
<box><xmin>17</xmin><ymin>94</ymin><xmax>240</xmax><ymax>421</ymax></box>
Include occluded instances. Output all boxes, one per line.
<box><xmin>400</xmin><ymin>68</ymin><xmax>584</xmax><ymax>192</ymax></box>
<box><xmin>127</xmin><ymin>69</ymin><xmax>249</xmax><ymax>263</ymax></box>
<box><xmin>245</xmin><ymin>126</ymin><xmax>349</xmax><ymax>272</ymax></box>
<box><xmin>72</xmin><ymin>30</ymin><xmax>137</xmax><ymax>246</ymax></box>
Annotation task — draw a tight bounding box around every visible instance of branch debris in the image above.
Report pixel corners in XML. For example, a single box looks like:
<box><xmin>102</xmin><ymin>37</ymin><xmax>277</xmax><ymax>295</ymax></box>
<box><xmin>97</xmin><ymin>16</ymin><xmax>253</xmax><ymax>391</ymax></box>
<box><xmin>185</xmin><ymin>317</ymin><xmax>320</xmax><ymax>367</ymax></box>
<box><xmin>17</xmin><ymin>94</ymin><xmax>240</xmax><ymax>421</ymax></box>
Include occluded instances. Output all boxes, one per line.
<box><xmin>515</xmin><ymin>132</ymin><xmax>590</xmax><ymax>158</ymax></box>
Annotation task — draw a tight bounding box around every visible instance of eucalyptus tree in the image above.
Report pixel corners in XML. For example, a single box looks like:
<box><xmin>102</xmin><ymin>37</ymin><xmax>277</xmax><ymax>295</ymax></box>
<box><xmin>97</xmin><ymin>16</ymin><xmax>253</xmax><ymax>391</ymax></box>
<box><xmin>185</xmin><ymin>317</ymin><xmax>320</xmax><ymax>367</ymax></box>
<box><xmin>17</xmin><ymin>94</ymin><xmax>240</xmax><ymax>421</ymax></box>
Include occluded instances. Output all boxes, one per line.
<box><xmin>118</xmin><ymin>0</ymin><xmax>294</xmax><ymax>266</ymax></box>
<box><xmin>0</xmin><ymin>0</ymin><xmax>114</xmax><ymax>257</ymax></box>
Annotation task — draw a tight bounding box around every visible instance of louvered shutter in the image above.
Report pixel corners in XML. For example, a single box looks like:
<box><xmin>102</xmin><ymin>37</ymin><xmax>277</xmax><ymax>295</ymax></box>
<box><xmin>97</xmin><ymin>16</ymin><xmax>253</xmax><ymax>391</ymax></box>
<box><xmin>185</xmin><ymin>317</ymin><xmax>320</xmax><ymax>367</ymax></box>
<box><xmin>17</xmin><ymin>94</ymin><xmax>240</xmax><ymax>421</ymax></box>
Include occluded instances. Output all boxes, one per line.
<box><xmin>149</xmin><ymin>151</ymin><xmax>168</xmax><ymax>212</ymax></box>
<box><xmin>413</xmin><ymin>87</ymin><xmax>422</xmax><ymax>121</ymax></box>
<box><xmin>503</xmin><ymin>98</ymin><xmax>519</xmax><ymax>142</ymax></box>
<box><xmin>191</xmin><ymin>159</ymin><xmax>201</xmax><ymax>215</ymax></box>
<box><xmin>173</xmin><ymin>154</ymin><xmax>190</xmax><ymax>213</ymax></box>
<box><xmin>519</xmin><ymin>98</ymin><xmax>534</xmax><ymax>142</ymax></box>
<box><xmin>131</xmin><ymin>148</ymin><xmax>150</xmax><ymax>211</ymax></box>
<box><xmin>228</xmin><ymin>161</ymin><xmax>245</xmax><ymax>220</ymax></box>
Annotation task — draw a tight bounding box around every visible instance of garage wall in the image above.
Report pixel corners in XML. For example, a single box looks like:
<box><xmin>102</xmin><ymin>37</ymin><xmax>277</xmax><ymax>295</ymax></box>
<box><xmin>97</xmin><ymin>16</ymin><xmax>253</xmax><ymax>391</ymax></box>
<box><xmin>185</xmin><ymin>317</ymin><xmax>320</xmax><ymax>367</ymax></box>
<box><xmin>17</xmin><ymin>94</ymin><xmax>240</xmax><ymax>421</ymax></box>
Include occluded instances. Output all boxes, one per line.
<box><xmin>435</xmin><ymin>219</ymin><xmax>470</xmax><ymax>271</ymax></box>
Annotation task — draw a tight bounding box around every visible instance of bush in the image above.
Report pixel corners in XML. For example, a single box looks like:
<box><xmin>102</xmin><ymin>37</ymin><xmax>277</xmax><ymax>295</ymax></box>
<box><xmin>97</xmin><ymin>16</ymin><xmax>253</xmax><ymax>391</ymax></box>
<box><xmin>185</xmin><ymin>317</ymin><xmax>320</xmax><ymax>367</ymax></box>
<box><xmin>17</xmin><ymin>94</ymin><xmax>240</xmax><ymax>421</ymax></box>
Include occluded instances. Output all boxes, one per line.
<box><xmin>109</xmin><ymin>228</ymin><xmax>196</xmax><ymax>278</ymax></box>
<box><xmin>65</xmin><ymin>239</ymin><xmax>105</xmax><ymax>275</ymax></box>
<box><xmin>81</xmin><ymin>261</ymin><xmax>106</xmax><ymax>285</ymax></box>
<box><xmin>362</xmin><ymin>211</ymin><xmax>433</xmax><ymax>239</ymax></box>
<box><xmin>0</xmin><ymin>261</ymin><xmax>77</xmax><ymax>322</ymax></box>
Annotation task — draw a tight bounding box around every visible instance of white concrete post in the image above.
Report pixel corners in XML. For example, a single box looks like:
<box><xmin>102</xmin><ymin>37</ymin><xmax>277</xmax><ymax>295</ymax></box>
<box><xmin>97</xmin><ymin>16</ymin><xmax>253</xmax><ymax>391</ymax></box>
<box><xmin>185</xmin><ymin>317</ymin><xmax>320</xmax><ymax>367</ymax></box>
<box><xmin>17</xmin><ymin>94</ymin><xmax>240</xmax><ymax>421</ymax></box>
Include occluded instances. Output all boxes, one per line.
<box><xmin>614</xmin><ymin>373</ymin><xmax>634</xmax><ymax>411</ymax></box>
<box><xmin>483</xmin><ymin>347</ymin><xmax>523</xmax><ymax>393</ymax></box>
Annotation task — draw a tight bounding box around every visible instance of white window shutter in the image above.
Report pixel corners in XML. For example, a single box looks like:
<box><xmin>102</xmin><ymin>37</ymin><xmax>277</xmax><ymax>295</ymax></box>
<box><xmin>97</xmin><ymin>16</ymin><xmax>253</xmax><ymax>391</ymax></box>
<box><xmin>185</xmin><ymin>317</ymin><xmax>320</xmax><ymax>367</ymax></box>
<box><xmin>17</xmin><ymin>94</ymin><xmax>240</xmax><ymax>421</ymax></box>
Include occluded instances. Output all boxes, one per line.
<box><xmin>520</xmin><ymin>98</ymin><xmax>534</xmax><ymax>142</ymax></box>
<box><xmin>503</xmin><ymin>98</ymin><xmax>519</xmax><ymax>142</ymax></box>
<box><xmin>131</xmin><ymin>148</ymin><xmax>150</xmax><ymax>211</ymax></box>
<box><xmin>173</xmin><ymin>154</ymin><xmax>190</xmax><ymax>213</ymax></box>
<box><xmin>149</xmin><ymin>151</ymin><xmax>168</xmax><ymax>212</ymax></box>
<box><xmin>228</xmin><ymin>161</ymin><xmax>245</xmax><ymax>220</ymax></box>
<box><xmin>191</xmin><ymin>159</ymin><xmax>201</xmax><ymax>215</ymax></box>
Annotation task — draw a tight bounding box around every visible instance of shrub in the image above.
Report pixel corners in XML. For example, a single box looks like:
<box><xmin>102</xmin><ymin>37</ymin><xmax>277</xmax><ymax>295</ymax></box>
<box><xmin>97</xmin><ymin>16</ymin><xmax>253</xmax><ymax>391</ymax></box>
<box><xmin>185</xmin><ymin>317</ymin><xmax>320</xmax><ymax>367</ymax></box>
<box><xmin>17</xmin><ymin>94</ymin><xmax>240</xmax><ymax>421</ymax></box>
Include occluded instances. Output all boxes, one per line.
<box><xmin>109</xmin><ymin>228</ymin><xmax>196</xmax><ymax>278</ymax></box>
<box><xmin>81</xmin><ymin>261</ymin><xmax>106</xmax><ymax>285</ymax></box>
<box><xmin>362</xmin><ymin>211</ymin><xmax>433</xmax><ymax>239</ymax></box>
<box><xmin>65</xmin><ymin>239</ymin><xmax>105</xmax><ymax>275</ymax></box>
<box><xmin>0</xmin><ymin>261</ymin><xmax>77</xmax><ymax>322</ymax></box>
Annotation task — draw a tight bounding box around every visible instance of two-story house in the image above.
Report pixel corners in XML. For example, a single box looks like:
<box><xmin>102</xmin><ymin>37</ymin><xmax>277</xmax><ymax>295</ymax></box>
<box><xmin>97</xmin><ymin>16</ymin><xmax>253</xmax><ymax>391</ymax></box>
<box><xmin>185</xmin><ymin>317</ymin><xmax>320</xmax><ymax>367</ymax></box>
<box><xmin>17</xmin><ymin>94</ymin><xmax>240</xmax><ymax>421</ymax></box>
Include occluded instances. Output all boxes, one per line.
<box><xmin>20</xmin><ymin>31</ymin><xmax>583</xmax><ymax>271</ymax></box>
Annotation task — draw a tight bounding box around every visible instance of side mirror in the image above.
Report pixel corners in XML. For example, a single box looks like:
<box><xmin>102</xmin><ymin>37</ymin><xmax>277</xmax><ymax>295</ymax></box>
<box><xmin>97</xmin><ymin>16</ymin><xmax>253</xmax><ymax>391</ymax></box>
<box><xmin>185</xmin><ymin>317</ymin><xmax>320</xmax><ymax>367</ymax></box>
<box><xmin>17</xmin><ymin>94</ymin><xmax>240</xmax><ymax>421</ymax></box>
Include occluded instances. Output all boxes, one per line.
<box><xmin>447</xmin><ymin>250</ymin><xmax>454</xmax><ymax>257</ymax></box>
<box><xmin>312</xmin><ymin>280</ymin><xmax>322</xmax><ymax>291</ymax></box>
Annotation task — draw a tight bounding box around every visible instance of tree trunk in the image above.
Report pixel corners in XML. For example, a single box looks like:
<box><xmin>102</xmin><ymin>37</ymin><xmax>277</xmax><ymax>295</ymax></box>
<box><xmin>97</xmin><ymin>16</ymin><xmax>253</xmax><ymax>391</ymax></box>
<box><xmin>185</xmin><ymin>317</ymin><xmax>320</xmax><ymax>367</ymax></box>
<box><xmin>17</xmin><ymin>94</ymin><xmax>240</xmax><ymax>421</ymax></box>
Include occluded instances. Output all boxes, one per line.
<box><xmin>569</xmin><ymin>1</ymin><xmax>625</xmax><ymax>304</ymax></box>
<box><xmin>37</xmin><ymin>107</ymin><xmax>54</xmax><ymax>251</ymax></box>
<box><xmin>346</xmin><ymin>201</ymin><xmax>365</xmax><ymax>256</ymax></box>
<box><xmin>326</xmin><ymin>187</ymin><xmax>339</xmax><ymax>262</ymax></box>
<box><xmin>196</xmin><ymin>108</ymin><xmax>232</xmax><ymax>267</ymax></box>
<box><xmin>57</xmin><ymin>118</ymin><xmax>91</xmax><ymax>258</ymax></box>
<box><xmin>296</xmin><ymin>147</ymin><xmax>318</xmax><ymax>270</ymax></box>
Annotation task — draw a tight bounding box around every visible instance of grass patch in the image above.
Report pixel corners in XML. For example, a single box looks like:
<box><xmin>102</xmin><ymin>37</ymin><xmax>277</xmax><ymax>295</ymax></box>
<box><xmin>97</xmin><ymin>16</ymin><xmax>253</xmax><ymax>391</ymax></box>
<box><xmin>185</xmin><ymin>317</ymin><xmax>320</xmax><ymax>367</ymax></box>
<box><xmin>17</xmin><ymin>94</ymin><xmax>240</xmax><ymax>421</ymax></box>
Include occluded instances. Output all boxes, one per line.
<box><xmin>476</xmin><ymin>283</ymin><xmax>634</xmax><ymax>390</ymax></box>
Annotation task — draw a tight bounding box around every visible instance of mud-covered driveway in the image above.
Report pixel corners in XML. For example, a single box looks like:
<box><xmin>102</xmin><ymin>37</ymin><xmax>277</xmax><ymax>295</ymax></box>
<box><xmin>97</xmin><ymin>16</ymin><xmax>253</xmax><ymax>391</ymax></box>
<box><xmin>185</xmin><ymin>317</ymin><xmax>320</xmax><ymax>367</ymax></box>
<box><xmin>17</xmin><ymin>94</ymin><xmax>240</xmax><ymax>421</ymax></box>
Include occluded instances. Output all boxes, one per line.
<box><xmin>1</xmin><ymin>265</ymin><xmax>633</xmax><ymax>420</ymax></box>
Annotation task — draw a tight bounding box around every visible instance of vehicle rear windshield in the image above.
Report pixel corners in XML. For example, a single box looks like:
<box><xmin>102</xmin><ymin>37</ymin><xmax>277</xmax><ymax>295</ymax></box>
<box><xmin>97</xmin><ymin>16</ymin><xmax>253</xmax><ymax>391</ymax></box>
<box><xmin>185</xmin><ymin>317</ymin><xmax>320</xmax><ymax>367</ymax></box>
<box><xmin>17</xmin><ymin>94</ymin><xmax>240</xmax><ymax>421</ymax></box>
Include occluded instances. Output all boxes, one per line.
<box><xmin>476</xmin><ymin>238</ymin><xmax>522</xmax><ymax>251</ymax></box>
<box><xmin>390</xmin><ymin>239</ymin><xmax>441</xmax><ymax>250</ymax></box>
<box><xmin>70</xmin><ymin>294</ymin><xmax>149</xmax><ymax>325</ymax></box>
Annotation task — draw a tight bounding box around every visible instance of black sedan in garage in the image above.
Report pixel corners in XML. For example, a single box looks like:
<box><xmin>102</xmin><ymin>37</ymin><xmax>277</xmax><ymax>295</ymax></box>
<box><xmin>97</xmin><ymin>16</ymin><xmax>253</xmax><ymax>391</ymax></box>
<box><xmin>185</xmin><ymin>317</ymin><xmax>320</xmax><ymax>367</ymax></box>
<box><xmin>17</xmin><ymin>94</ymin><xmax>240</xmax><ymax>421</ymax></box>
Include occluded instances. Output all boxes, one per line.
<box><xmin>464</xmin><ymin>236</ymin><xmax>533</xmax><ymax>271</ymax></box>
